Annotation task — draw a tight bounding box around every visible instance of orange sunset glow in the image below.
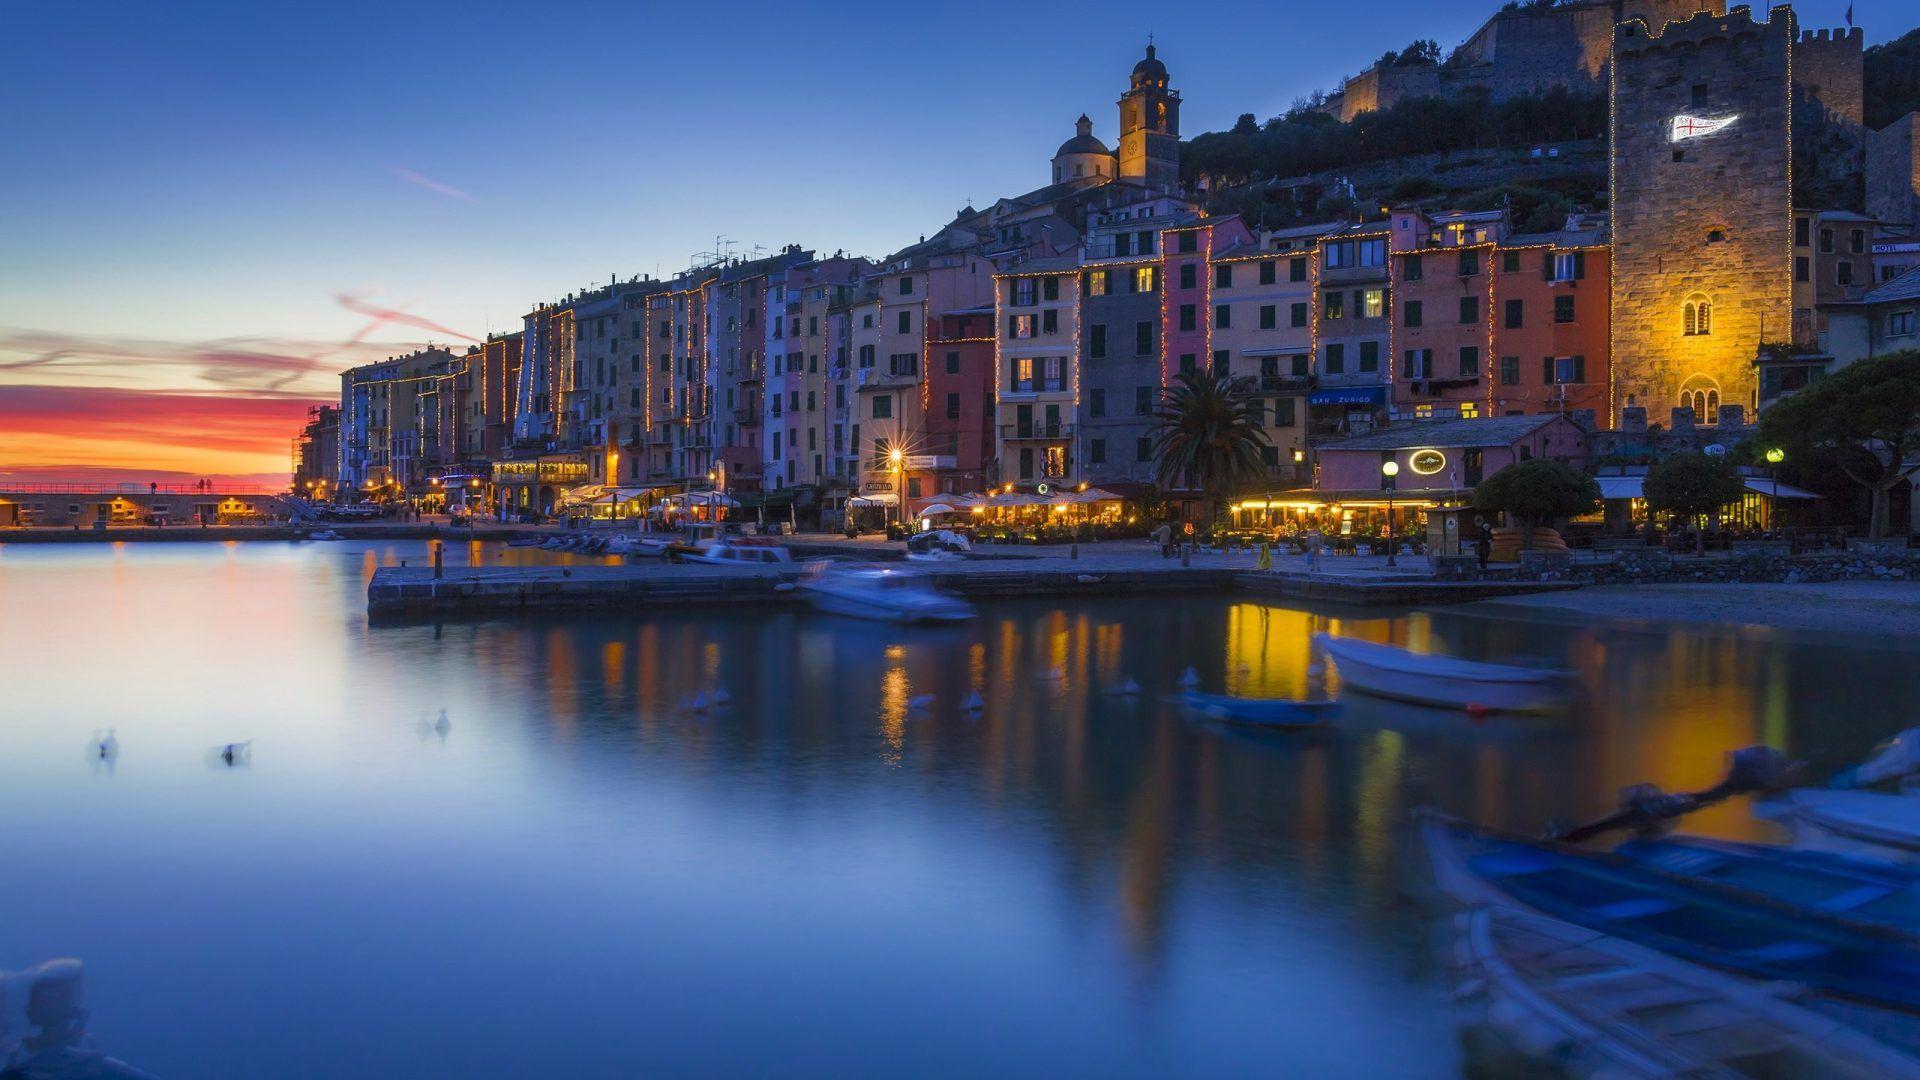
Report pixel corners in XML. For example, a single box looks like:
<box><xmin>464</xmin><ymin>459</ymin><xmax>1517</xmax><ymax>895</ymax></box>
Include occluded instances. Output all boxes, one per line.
<box><xmin>0</xmin><ymin>385</ymin><xmax>324</xmax><ymax>487</ymax></box>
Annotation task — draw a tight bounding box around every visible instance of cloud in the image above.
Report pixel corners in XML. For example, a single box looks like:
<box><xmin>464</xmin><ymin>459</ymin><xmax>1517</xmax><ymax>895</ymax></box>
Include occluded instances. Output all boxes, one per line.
<box><xmin>0</xmin><ymin>320</ymin><xmax>463</xmax><ymax>397</ymax></box>
<box><xmin>333</xmin><ymin>293</ymin><xmax>481</xmax><ymax>344</ymax></box>
<box><xmin>391</xmin><ymin>166</ymin><xmax>475</xmax><ymax>202</ymax></box>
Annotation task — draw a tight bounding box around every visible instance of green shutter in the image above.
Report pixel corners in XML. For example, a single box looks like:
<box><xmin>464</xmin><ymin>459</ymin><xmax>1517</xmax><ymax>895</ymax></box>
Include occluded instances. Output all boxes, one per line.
<box><xmin>1573</xmin><ymin>355</ymin><xmax>1586</xmax><ymax>383</ymax></box>
<box><xmin>1541</xmin><ymin>357</ymin><xmax>1554</xmax><ymax>384</ymax></box>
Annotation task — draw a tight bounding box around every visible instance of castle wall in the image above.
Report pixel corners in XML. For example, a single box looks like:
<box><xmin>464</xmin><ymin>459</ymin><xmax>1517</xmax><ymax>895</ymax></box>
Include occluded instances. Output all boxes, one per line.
<box><xmin>1867</xmin><ymin>114</ymin><xmax>1920</xmax><ymax>230</ymax></box>
<box><xmin>1610</xmin><ymin>5</ymin><xmax>1795</xmax><ymax>423</ymax></box>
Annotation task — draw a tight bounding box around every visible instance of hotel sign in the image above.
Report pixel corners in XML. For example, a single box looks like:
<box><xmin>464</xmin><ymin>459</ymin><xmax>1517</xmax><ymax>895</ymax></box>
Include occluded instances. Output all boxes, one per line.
<box><xmin>1408</xmin><ymin>449</ymin><xmax>1447</xmax><ymax>476</ymax></box>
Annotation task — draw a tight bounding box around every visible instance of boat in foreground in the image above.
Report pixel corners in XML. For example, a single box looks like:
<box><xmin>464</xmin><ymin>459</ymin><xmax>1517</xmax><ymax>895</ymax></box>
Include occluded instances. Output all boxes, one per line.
<box><xmin>1452</xmin><ymin>904</ymin><xmax>1920</xmax><ymax>1078</ymax></box>
<box><xmin>796</xmin><ymin>563</ymin><xmax>975</xmax><ymax>623</ymax></box>
<box><xmin>1313</xmin><ymin>633</ymin><xmax>1568</xmax><ymax>713</ymax></box>
<box><xmin>1759</xmin><ymin>788</ymin><xmax>1920</xmax><ymax>863</ymax></box>
<box><xmin>904</xmin><ymin>529</ymin><xmax>972</xmax><ymax>562</ymax></box>
<box><xmin>1421</xmin><ymin>815</ymin><xmax>1920</xmax><ymax>1013</ymax></box>
<box><xmin>674</xmin><ymin>537</ymin><xmax>793</xmax><ymax>565</ymax></box>
<box><xmin>1612</xmin><ymin>833</ymin><xmax>1920</xmax><ymax>938</ymax></box>
<box><xmin>1171</xmin><ymin>692</ymin><xmax>1341</xmax><ymax>729</ymax></box>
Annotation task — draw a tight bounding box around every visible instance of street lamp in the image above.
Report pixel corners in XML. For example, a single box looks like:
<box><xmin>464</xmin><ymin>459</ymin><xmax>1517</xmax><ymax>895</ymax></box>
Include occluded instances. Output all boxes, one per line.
<box><xmin>1380</xmin><ymin>460</ymin><xmax>1401</xmax><ymax>567</ymax></box>
<box><xmin>1764</xmin><ymin>447</ymin><xmax>1785</xmax><ymax>534</ymax></box>
<box><xmin>888</xmin><ymin>446</ymin><xmax>905</xmax><ymax>530</ymax></box>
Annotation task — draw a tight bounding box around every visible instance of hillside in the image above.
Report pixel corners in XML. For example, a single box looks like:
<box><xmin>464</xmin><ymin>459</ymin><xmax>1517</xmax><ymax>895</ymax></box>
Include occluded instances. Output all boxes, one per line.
<box><xmin>1184</xmin><ymin>87</ymin><xmax>1607</xmax><ymax>230</ymax></box>
<box><xmin>1866</xmin><ymin>27</ymin><xmax>1920</xmax><ymax>130</ymax></box>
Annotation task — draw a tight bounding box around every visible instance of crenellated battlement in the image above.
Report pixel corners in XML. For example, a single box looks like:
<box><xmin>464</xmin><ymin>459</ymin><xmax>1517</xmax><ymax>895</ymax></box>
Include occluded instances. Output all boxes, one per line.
<box><xmin>1798</xmin><ymin>26</ymin><xmax>1864</xmax><ymax>47</ymax></box>
<box><xmin>1615</xmin><ymin>3</ymin><xmax>1796</xmax><ymax>55</ymax></box>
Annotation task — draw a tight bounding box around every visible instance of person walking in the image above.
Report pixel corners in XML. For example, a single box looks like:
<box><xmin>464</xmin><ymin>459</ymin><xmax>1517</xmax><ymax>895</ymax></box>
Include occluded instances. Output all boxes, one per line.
<box><xmin>1476</xmin><ymin>519</ymin><xmax>1493</xmax><ymax>570</ymax></box>
<box><xmin>1153</xmin><ymin>520</ymin><xmax>1172</xmax><ymax>558</ymax></box>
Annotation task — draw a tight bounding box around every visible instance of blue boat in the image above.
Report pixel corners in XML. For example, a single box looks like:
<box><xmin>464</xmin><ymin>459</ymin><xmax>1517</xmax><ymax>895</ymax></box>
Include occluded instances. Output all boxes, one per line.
<box><xmin>1422</xmin><ymin>816</ymin><xmax>1920</xmax><ymax>1013</ymax></box>
<box><xmin>1170</xmin><ymin>692</ymin><xmax>1342</xmax><ymax>729</ymax></box>
<box><xmin>1612</xmin><ymin>835</ymin><xmax>1920</xmax><ymax>940</ymax></box>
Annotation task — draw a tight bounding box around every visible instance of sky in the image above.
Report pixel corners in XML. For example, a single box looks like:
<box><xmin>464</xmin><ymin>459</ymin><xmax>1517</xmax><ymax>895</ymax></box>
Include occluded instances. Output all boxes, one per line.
<box><xmin>0</xmin><ymin>0</ymin><xmax>1902</xmax><ymax>485</ymax></box>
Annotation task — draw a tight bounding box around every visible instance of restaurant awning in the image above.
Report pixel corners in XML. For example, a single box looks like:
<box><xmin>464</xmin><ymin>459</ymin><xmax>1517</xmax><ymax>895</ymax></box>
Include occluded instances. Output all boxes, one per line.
<box><xmin>1744</xmin><ymin>479</ymin><xmax>1819</xmax><ymax>500</ymax></box>
<box><xmin>848</xmin><ymin>493</ymin><xmax>898</xmax><ymax>507</ymax></box>
<box><xmin>916</xmin><ymin>502</ymin><xmax>960</xmax><ymax>516</ymax></box>
<box><xmin>1308</xmin><ymin>386</ymin><xmax>1387</xmax><ymax>407</ymax></box>
<box><xmin>1597</xmin><ymin>476</ymin><xmax>1644</xmax><ymax>500</ymax></box>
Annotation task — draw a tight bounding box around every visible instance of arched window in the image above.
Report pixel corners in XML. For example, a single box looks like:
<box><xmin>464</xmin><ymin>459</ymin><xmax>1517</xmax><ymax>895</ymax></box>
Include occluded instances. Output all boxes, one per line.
<box><xmin>1683</xmin><ymin>293</ymin><xmax>1712</xmax><ymax>336</ymax></box>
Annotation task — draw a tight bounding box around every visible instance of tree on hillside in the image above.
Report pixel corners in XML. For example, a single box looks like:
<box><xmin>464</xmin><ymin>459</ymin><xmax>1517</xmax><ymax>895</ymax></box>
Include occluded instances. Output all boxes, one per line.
<box><xmin>1755</xmin><ymin>351</ymin><xmax>1920</xmax><ymax>539</ymax></box>
<box><xmin>1866</xmin><ymin>28</ymin><xmax>1920</xmax><ymax>130</ymax></box>
<box><xmin>1148</xmin><ymin>371</ymin><xmax>1271</xmax><ymax>526</ymax></box>
<box><xmin>1471</xmin><ymin>459</ymin><xmax>1601</xmax><ymax>549</ymax></box>
<box><xmin>1643</xmin><ymin>451</ymin><xmax>1746</xmax><ymax>554</ymax></box>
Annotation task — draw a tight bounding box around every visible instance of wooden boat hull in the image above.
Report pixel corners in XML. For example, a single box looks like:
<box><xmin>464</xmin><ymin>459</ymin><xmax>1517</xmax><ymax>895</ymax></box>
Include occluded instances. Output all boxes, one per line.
<box><xmin>1614</xmin><ymin>834</ymin><xmax>1920</xmax><ymax>938</ymax></box>
<box><xmin>1314</xmin><ymin>633</ymin><xmax>1566</xmax><ymax>714</ymax></box>
<box><xmin>1759</xmin><ymin>789</ymin><xmax>1920</xmax><ymax>864</ymax></box>
<box><xmin>1453</xmin><ymin>905</ymin><xmax>1920</xmax><ymax>1078</ymax></box>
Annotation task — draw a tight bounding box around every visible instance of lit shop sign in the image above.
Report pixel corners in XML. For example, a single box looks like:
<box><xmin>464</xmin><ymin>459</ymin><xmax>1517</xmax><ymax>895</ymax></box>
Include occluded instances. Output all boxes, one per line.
<box><xmin>1669</xmin><ymin>114</ymin><xmax>1736</xmax><ymax>141</ymax></box>
<box><xmin>1408</xmin><ymin>449</ymin><xmax>1447</xmax><ymax>476</ymax></box>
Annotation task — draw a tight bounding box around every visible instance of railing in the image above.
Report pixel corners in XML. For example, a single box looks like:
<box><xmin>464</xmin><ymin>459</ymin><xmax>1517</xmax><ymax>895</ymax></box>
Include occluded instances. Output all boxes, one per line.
<box><xmin>998</xmin><ymin>423</ymin><xmax>1074</xmax><ymax>440</ymax></box>
<box><xmin>1258</xmin><ymin>375</ymin><xmax>1316</xmax><ymax>394</ymax></box>
<box><xmin>0</xmin><ymin>482</ymin><xmax>283</xmax><ymax>495</ymax></box>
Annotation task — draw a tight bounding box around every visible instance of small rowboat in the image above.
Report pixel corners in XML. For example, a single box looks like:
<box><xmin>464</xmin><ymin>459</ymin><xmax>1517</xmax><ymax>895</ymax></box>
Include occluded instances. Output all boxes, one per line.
<box><xmin>1171</xmin><ymin>692</ymin><xmax>1341</xmax><ymax>729</ymax></box>
<box><xmin>1453</xmin><ymin>904</ymin><xmax>1920</xmax><ymax>1078</ymax></box>
<box><xmin>1612</xmin><ymin>834</ymin><xmax>1920</xmax><ymax>939</ymax></box>
<box><xmin>1421</xmin><ymin>815</ymin><xmax>1920</xmax><ymax>1014</ymax></box>
<box><xmin>1759</xmin><ymin>788</ymin><xmax>1920</xmax><ymax>864</ymax></box>
<box><xmin>1313</xmin><ymin>633</ymin><xmax>1568</xmax><ymax>713</ymax></box>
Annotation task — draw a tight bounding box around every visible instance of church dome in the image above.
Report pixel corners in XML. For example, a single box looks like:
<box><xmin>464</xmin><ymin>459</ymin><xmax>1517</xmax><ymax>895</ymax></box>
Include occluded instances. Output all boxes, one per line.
<box><xmin>1056</xmin><ymin>115</ymin><xmax>1110</xmax><ymax>157</ymax></box>
<box><xmin>1131</xmin><ymin>44</ymin><xmax>1167</xmax><ymax>84</ymax></box>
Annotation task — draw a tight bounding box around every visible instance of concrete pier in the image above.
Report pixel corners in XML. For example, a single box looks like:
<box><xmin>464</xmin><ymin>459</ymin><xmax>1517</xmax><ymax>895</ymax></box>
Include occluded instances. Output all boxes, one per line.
<box><xmin>366</xmin><ymin>551</ymin><xmax>1576</xmax><ymax>620</ymax></box>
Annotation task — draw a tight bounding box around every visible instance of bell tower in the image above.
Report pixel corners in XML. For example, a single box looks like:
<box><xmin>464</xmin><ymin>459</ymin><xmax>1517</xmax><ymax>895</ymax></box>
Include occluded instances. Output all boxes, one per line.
<box><xmin>1117</xmin><ymin>43</ymin><xmax>1180</xmax><ymax>189</ymax></box>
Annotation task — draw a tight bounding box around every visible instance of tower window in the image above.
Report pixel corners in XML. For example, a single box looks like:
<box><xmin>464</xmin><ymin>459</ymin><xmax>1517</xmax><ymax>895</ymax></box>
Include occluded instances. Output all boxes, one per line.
<box><xmin>1706</xmin><ymin>230</ymin><xmax>1724</xmax><ymax>244</ymax></box>
<box><xmin>1682</xmin><ymin>295</ymin><xmax>1712</xmax><ymax>337</ymax></box>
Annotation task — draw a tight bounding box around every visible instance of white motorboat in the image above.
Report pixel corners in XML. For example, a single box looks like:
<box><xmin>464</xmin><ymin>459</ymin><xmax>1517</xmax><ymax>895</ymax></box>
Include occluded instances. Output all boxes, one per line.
<box><xmin>796</xmin><ymin>563</ymin><xmax>975</xmax><ymax>623</ymax></box>
<box><xmin>1757</xmin><ymin>728</ymin><xmax>1920</xmax><ymax>863</ymax></box>
<box><xmin>1313</xmin><ymin>633</ymin><xmax>1568</xmax><ymax>713</ymax></box>
<box><xmin>676</xmin><ymin>537</ymin><xmax>793</xmax><ymax>566</ymax></box>
<box><xmin>605</xmin><ymin>534</ymin><xmax>671</xmax><ymax>557</ymax></box>
<box><xmin>1452</xmin><ymin>905</ymin><xmax>1920</xmax><ymax>1079</ymax></box>
<box><xmin>904</xmin><ymin>529</ymin><xmax>972</xmax><ymax>562</ymax></box>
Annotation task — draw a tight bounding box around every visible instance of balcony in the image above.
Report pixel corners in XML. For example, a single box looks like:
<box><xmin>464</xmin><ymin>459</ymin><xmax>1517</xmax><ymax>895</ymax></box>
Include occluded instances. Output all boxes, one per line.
<box><xmin>1257</xmin><ymin>375</ymin><xmax>1316</xmax><ymax>395</ymax></box>
<box><xmin>999</xmin><ymin>422</ymin><xmax>1075</xmax><ymax>441</ymax></box>
<box><xmin>733</xmin><ymin>407</ymin><xmax>759</xmax><ymax>424</ymax></box>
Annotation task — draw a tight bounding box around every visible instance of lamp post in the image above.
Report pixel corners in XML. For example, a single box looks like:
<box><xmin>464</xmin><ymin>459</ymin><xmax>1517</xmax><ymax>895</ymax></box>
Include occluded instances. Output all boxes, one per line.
<box><xmin>1381</xmin><ymin>459</ymin><xmax>1400</xmax><ymax>567</ymax></box>
<box><xmin>1764</xmin><ymin>447</ymin><xmax>1785</xmax><ymax>534</ymax></box>
<box><xmin>888</xmin><ymin>446</ymin><xmax>905</xmax><ymax>531</ymax></box>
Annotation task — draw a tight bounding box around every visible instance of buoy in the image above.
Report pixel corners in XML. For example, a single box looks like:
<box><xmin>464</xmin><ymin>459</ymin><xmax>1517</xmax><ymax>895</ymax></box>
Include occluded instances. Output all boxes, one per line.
<box><xmin>773</xmin><ymin>581</ymin><xmax>796</xmax><ymax>593</ymax></box>
<box><xmin>712</xmin><ymin>688</ymin><xmax>732</xmax><ymax>706</ymax></box>
<box><xmin>433</xmin><ymin>709</ymin><xmax>451</xmax><ymax>736</ymax></box>
<box><xmin>214</xmin><ymin>740</ymin><xmax>252</xmax><ymax>766</ymax></box>
<box><xmin>961</xmin><ymin>690</ymin><xmax>985</xmax><ymax>713</ymax></box>
<box><xmin>1120</xmin><ymin>677</ymin><xmax>1141</xmax><ymax>696</ymax></box>
<box><xmin>1465</xmin><ymin>703</ymin><xmax>1490</xmax><ymax>721</ymax></box>
<box><xmin>1042</xmin><ymin>666</ymin><xmax>1064</xmax><ymax>681</ymax></box>
<box><xmin>907</xmin><ymin>694</ymin><xmax>936</xmax><ymax>712</ymax></box>
<box><xmin>91</xmin><ymin>728</ymin><xmax>120</xmax><ymax>760</ymax></box>
<box><xmin>1178</xmin><ymin>666</ymin><xmax>1200</xmax><ymax>689</ymax></box>
<box><xmin>690</xmin><ymin>690</ymin><xmax>711</xmax><ymax>712</ymax></box>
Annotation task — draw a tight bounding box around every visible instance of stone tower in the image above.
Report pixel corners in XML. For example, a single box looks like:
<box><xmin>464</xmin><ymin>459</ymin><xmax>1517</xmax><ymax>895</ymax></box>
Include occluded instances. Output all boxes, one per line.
<box><xmin>1793</xmin><ymin>24</ymin><xmax>1867</xmax><ymax>210</ymax></box>
<box><xmin>1610</xmin><ymin>4</ymin><xmax>1795</xmax><ymax>424</ymax></box>
<box><xmin>1117</xmin><ymin>44</ymin><xmax>1180</xmax><ymax>189</ymax></box>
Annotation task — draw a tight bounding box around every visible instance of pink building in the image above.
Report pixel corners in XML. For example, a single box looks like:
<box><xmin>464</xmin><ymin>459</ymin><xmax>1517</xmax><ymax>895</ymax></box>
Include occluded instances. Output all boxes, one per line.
<box><xmin>1309</xmin><ymin>413</ymin><xmax>1589</xmax><ymax>499</ymax></box>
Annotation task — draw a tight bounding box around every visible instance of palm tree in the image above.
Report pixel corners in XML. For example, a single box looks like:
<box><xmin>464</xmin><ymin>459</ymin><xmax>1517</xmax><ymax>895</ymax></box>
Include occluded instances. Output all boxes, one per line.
<box><xmin>1147</xmin><ymin>370</ymin><xmax>1272</xmax><ymax>528</ymax></box>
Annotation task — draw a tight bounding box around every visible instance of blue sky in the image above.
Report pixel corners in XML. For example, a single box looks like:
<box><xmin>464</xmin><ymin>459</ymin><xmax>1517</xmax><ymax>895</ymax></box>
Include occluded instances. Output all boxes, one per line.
<box><xmin>0</xmin><ymin>0</ymin><xmax>1902</xmax><ymax>411</ymax></box>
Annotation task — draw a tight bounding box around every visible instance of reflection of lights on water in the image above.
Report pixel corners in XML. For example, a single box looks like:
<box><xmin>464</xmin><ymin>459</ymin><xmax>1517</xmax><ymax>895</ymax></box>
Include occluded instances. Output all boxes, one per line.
<box><xmin>880</xmin><ymin>666</ymin><xmax>909</xmax><ymax>761</ymax></box>
<box><xmin>884</xmin><ymin>644</ymin><xmax>905</xmax><ymax>661</ymax></box>
<box><xmin>602</xmin><ymin>640</ymin><xmax>625</xmax><ymax>694</ymax></box>
<box><xmin>704</xmin><ymin>641</ymin><xmax>720</xmax><ymax>683</ymax></box>
<box><xmin>1354</xmin><ymin>729</ymin><xmax>1404</xmax><ymax>876</ymax></box>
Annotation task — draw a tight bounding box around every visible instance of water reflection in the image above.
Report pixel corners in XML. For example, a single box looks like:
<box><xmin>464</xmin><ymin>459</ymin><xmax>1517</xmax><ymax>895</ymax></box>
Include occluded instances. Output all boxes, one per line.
<box><xmin>0</xmin><ymin>541</ymin><xmax>1914</xmax><ymax>1077</ymax></box>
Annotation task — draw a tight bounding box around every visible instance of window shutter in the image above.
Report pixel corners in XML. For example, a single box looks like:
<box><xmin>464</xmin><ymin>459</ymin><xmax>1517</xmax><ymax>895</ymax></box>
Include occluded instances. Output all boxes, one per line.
<box><xmin>1573</xmin><ymin>355</ymin><xmax>1587</xmax><ymax>383</ymax></box>
<box><xmin>1541</xmin><ymin>252</ymin><xmax>1554</xmax><ymax>279</ymax></box>
<box><xmin>1573</xmin><ymin>251</ymin><xmax>1587</xmax><ymax>280</ymax></box>
<box><xmin>1541</xmin><ymin>357</ymin><xmax>1554</xmax><ymax>384</ymax></box>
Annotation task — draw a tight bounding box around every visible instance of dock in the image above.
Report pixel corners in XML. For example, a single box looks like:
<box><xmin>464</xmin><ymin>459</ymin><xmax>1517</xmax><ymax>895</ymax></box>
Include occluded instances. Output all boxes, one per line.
<box><xmin>366</xmin><ymin>548</ymin><xmax>1577</xmax><ymax>620</ymax></box>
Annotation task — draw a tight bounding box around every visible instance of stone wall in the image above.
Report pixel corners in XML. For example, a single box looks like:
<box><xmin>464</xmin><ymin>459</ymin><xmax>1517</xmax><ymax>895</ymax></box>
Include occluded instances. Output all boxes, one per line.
<box><xmin>1868</xmin><ymin>114</ymin><xmax>1920</xmax><ymax>230</ymax></box>
<box><xmin>1610</xmin><ymin>6</ymin><xmax>1794</xmax><ymax>423</ymax></box>
<box><xmin>1794</xmin><ymin>26</ymin><xmax>1867</xmax><ymax>210</ymax></box>
<box><xmin>1459</xmin><ymin>547</ymin><xmax>1920</xmax><ymax>585</ymax></box>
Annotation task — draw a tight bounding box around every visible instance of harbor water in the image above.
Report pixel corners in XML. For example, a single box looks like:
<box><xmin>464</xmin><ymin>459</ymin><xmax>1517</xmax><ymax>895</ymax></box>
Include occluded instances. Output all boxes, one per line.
<box><xmin>1</xmin><ymin>540</ymin><xmax>1913</xmax><ymax>1077</ymax></box>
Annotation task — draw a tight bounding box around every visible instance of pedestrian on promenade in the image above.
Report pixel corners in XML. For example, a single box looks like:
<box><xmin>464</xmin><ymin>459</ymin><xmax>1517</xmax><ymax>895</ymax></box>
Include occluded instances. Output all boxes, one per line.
<box><xmin>1476</xmin><ymin>519</ymin><xmax>1492</xmax><ymax>570</ymax></box>
<box><xmin>1153</xmin><ymin>521</ymin><xmax>1172</xmax><ymax>558</ymax></box>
